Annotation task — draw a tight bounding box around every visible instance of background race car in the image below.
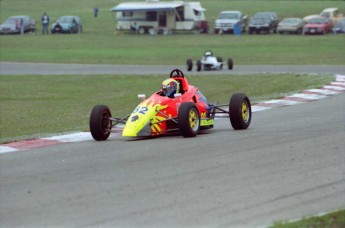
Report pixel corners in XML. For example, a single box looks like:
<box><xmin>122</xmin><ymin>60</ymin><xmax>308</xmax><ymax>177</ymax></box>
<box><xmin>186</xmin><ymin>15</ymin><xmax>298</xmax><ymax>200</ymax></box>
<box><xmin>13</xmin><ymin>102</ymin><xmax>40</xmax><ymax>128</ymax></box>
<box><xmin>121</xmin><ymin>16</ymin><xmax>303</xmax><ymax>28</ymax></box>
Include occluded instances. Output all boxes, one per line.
<box><xmin>186</xmin><ymin>51</ymin><xmax>233</xmax><ymax>71</ymax></box>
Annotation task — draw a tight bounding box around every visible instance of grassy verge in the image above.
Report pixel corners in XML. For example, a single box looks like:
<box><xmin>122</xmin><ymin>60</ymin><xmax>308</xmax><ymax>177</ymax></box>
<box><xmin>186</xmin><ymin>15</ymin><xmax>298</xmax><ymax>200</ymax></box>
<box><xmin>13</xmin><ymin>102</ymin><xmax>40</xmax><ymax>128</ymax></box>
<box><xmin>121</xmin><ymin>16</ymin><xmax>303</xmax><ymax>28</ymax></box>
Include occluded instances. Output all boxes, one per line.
<box><xmin>1</xmin><ymin>34</ymin><xmax>344</xmax><ymax>65</ymax></box>
<box><xmin>0</xmin><ymin>73</ymin><xmax>334</xmax><ymax>143</ymax></box>
<box><xmin>271</xmin><ymin>209</ymin><xmax>345</xmax><ymax>228</ymax></box>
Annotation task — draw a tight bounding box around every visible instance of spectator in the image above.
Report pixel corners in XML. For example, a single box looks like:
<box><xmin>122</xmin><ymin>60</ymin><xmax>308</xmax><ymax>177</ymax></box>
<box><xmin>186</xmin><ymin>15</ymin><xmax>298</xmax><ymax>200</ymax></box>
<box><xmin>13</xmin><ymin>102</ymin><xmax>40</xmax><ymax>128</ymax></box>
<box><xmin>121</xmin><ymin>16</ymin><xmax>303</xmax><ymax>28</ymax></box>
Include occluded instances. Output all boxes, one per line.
<box><xmin>15</xmin><ymin>19</ymin><xmax>20</xmax><ymax>32</ymax></box>
<box><xmin>130</xmin><ymin>22</ymin><xmax>139</xmax><ymax>33</ymax></box>
<box><xmin>41</xmin><ymin>12</ymin><xmax>49</xmax><ymax>34</ymax></box>
<box><xmin>20</xmin><ymin>18</ymin><xmax>24</xmax><ymax>35</ymax></box>
<box><xmin>30</xmin><ymin>19</ymin><xmax>36</xmax><ymax>34</ymax></box>
<box><xmin>93</xmin><ymin>6</ymin><xmax>99</xmax><ymax>18</ymax></box>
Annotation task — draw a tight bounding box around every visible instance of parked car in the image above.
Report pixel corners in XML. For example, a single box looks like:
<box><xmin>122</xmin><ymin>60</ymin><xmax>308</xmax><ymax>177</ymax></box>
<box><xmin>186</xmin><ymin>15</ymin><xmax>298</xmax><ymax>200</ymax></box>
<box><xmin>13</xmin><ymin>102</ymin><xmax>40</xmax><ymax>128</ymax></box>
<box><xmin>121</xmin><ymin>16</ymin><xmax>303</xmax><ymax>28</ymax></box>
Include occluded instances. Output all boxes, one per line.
<box><xmin>304</xmin><ymin>8</ymin><xmax>344</xmax><ymax>27</ymax></box>
<box><xmin>214</xmin><ymin>11</ymin><xmax>248</xmax><ymax>34</ymax></box>
<box><xmin>277</xmin><ymin>18</ymin><xmax>304</xmax><ymax>34</ymax></box>
<box><xmin>303</xmin><ymin>15</ymin><xmax>319</xmax><ymax>23</ymax></box>
<box><xmin>248</xmin><ymin>12</ymin><xmax>278</xmax><ymax>34</ymax></box>
<box><xmin>320</xmin><ymin>8</ymin><xmax>344</xmax><ymax>26</ymax></box>
<box><xmin>0</xmin><ymin>15</ymin><xmax>35</xmax><ymax>34</ymax></box>
<box><xmin>51</xmin><ymin>16</ymin><xmax>82</xmax><ymax>34</ymax></box>
<box><xmin>303</xmin><ymin>16</ymin><xmax>333</xmax><ymax>35</ymax></box>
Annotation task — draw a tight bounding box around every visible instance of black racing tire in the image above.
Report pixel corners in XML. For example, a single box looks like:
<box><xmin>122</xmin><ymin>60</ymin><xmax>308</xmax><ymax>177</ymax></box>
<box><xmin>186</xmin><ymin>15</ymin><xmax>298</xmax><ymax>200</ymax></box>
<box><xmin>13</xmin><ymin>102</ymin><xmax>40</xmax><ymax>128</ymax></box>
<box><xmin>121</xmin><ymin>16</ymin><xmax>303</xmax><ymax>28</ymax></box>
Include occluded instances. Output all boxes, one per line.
<box><xmin>196</xmin><ymin>60</ymin><xmax>202</xmax><ymax>71</ymax></box>
<box><xmin>186</xmin><ymin>59</ymin><xmax>193</xmax><ymax>71</ymax></box>
<box><xmin>178</xmin><ymin>102</ymin><xmax>200</xmax><ymax>137</ymax></box>
<box><xmin>89</xmin><ymin>105</ymin><xmax>112</xmax><ymax>141</ymax></box>
<box><xmin>229</xmin><ymin>93</ymin><xmax>252</xmax><ymax>130</ymax></box>
<box><xmin>227</xmin><ymin>58</ymin><xmax>233</xmax><ymax>70</ymax></box>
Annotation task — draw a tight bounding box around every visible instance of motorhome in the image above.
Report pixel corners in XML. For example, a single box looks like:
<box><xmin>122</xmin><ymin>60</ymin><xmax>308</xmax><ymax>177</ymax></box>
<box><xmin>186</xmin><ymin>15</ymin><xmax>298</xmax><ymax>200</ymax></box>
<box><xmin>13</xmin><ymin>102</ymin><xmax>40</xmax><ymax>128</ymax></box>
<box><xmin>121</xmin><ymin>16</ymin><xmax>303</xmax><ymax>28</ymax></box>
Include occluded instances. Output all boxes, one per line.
<box><xmin>110</xmin><ymin>0</ymin><xmax>208</xmax><ymax>34</ymax></box>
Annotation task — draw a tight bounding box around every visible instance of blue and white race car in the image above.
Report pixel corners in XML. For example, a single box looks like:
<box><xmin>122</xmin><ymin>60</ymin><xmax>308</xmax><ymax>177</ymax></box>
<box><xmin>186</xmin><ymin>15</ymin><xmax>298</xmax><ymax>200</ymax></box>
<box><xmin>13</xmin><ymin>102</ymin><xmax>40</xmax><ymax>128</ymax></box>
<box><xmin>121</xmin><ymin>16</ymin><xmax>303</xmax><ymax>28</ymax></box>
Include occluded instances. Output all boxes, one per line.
<box><xmin>186</xmin><ymin>51</ymin><xmax>233</xmax><ymax>71</ymax></box>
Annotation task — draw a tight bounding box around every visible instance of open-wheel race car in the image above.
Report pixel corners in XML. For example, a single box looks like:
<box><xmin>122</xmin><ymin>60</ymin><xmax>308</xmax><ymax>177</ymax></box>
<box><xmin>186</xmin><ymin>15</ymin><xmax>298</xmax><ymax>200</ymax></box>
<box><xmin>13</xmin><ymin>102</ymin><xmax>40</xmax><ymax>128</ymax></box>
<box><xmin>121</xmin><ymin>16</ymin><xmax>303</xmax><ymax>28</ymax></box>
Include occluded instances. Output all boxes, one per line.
<box><xmin>89</xmin><ymin>69</ymin><xmax>251</xmax><ymax>140</ymax></box>
<box><xmin>186</xmin><ymin>51</ymin><xmax>234</xmax><ymax>71</ymax></box>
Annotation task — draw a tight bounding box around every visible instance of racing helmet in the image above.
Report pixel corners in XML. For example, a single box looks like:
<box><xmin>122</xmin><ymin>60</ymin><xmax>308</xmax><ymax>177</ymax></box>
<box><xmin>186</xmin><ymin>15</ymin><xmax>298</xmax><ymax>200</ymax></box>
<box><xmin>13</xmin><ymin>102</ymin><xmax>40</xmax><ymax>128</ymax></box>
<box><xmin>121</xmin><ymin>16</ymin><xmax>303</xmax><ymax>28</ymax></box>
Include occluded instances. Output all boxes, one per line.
<box><xmin>204</xmin><ymin>51</ymin><xmax>213</xmax><ymax>57</ymax></box>
<box><xmin>162</xmin><ymin>78</ymin><xmax>179</xmax><ymax>97</ymax></box>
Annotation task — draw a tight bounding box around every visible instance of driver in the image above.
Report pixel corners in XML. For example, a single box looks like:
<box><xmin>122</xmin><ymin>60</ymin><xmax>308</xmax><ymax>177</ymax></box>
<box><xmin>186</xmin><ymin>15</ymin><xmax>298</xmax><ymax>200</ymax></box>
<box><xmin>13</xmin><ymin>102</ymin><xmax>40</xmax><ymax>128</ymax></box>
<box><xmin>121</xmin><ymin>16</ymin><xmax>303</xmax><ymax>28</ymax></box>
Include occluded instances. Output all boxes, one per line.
<box><xmin>161</xmin><ymin>78</ymin><xmax>179</xmax><ymax>98</ymax></box>
<box><xmin>204</xmin><ymin>51</ymin><xmax>213</xmax><ymax>59</ymax></box>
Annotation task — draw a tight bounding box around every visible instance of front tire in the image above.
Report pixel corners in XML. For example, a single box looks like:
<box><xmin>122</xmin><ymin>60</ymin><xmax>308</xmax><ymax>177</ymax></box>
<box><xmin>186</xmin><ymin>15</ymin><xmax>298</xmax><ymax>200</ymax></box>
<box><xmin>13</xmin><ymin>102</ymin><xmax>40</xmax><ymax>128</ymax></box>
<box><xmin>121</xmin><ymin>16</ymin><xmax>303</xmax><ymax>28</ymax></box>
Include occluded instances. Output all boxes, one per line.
<box><xmin>178</xmin><ymin>102</ymin><xmax>200</xmax><ymax>137</ymax></box>
<box><xmin>229</xmin><ymin>93</ymin><xmax>251</xmax><ymax>130</ymax></box>
<box><xmin>89</xmin><ymin>105</ymin><xmax>112</xmax><ymax>141</ymax></box>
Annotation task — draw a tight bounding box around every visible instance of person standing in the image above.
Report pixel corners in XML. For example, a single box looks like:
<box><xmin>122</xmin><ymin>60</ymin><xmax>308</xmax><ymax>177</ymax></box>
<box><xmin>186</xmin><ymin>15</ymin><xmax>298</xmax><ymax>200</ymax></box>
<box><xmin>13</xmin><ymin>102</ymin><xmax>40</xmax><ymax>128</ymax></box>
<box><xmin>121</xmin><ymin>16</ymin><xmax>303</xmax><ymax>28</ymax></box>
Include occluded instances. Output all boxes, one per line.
<box><xmin>20</xmin><ymin>18</ymin><xmax>24</xmax><ymax>35</ymax></box>
<box><xmin>93</xmin><ymin>6</ymin><xmax>99</xmax><ymax>18</ymax></box>
<box><xmin>15</xmin><ymin>19</ymin><xmax>20</xmax><ymax>32</ymax></box>
<box><xmin>41</xmin><ymin>12</ymin><xmax>49</xmax><ymax>34</ymax></box>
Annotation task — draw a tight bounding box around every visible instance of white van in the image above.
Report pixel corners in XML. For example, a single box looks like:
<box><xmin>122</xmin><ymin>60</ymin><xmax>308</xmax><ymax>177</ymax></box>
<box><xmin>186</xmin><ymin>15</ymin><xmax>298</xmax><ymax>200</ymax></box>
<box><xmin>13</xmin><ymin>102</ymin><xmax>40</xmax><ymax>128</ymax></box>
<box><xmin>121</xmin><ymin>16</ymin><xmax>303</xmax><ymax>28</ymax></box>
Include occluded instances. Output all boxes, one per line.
<box><xmin>110</xmin><ymin>0</ymin><xmax>208</xmax><ymax>34</ymax></box>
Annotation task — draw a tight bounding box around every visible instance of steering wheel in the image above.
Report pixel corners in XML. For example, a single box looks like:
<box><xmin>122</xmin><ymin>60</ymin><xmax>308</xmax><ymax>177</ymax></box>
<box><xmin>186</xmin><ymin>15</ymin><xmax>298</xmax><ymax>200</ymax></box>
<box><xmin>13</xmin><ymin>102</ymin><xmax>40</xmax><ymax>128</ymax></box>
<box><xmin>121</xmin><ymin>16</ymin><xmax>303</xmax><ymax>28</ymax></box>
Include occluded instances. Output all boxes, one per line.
<box><xmin>169</xmin><ymin>69</ymin><xmax>184</xmax><ymax>78</ymax></box>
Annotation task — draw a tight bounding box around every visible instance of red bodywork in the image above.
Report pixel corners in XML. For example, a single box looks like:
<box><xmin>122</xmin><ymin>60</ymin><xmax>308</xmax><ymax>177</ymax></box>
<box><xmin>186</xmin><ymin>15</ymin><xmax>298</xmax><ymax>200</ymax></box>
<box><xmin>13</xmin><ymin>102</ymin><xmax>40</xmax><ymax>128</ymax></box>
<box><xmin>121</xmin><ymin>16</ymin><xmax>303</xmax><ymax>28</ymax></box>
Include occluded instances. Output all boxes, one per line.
<box><xmin>89</xmin><ymin>69</ymin><xmax>252</xmax><ymax>140</ymax></box>
<box><xmin>122</xmin><ymin>74</ymin><xmax>212</xmax><ymax>137</ymax></box>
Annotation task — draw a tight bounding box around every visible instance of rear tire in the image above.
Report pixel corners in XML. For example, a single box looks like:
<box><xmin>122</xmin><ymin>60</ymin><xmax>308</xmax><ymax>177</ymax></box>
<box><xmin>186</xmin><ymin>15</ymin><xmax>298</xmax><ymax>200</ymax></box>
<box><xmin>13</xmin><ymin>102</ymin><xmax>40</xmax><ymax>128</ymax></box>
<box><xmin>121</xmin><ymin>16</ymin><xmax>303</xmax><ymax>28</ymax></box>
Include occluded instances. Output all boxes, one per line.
<box><xmin>227</xmin><ymin>58</ymin><xmax>233</xmax><ymax>70</ymax></box>
<box><xmin>186</xmin><ymin>59</ymin><xmax>193</xmax><ymax>71</ymax></box>
<box><xmin>196</xmin><ymin>60</ymin><xmax>202</xmax><ymax>71</ymax></box>
<box><xmin>89</xmin><ymin>105</ymin><xmax>112</xmax><ymax>141</ymax></box>
<box><xmin>229</xmin><ymin>93</ymin><xmax>251</xmax><ymax>130</ymax></box>
<box><xmin>178</xmin><ymin>102</ymin><xmax>200</xmax><ymax>137</ymax></box>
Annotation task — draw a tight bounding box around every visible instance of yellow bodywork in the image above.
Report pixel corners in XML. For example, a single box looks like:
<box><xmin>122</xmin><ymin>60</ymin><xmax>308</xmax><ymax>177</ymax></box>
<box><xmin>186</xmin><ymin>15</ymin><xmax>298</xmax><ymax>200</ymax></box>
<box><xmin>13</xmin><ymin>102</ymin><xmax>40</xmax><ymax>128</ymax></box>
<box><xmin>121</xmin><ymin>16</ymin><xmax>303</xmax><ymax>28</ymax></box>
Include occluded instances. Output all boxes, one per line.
<box><xmin>122</xmin><ymin>99</ymin><xmax>168</xmax><ymax>137</ymax></box>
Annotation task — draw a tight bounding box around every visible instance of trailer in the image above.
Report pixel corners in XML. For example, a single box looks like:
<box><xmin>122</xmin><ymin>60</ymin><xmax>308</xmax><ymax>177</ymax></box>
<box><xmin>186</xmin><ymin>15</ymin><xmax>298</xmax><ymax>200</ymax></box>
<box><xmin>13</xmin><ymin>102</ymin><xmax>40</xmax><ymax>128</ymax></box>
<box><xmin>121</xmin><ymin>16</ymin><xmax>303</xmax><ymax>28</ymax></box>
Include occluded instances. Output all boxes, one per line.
<box><xmin>110</xmin><ymin>0</ymin><xmax>208</xmax><ymax>34</ymax></box>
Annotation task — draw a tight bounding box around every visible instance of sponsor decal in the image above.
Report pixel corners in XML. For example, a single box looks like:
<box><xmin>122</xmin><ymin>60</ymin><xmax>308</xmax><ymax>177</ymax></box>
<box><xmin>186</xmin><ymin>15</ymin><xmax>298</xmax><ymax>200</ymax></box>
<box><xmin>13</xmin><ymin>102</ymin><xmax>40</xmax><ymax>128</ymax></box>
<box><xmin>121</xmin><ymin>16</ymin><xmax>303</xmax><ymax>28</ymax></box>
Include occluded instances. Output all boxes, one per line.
<box><xmin>201</xmin><ymin>119</ymin><xmax>214</xmax><ymax>126</ymax></box>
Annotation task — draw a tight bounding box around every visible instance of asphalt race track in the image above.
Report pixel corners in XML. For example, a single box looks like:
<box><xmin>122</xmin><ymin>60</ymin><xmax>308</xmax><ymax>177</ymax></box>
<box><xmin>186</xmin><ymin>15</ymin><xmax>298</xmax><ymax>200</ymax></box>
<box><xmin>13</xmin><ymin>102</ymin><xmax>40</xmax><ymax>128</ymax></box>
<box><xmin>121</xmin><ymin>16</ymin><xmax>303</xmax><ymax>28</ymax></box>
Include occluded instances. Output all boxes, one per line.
<box><xmin>0</xmin><ymin>63</ymin><xmax>345</xmax><ymax>227</ymax></box>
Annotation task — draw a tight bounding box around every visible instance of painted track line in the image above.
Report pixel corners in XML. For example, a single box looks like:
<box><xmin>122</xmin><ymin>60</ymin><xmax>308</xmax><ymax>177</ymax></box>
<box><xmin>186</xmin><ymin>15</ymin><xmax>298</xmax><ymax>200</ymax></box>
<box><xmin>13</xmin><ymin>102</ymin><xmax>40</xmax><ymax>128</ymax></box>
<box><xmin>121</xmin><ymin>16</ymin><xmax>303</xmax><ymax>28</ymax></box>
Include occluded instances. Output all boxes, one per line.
<box><xmin>1</xmin><ymin>74</ymin><xmax>345</xmax><ymax>154</ymax></box>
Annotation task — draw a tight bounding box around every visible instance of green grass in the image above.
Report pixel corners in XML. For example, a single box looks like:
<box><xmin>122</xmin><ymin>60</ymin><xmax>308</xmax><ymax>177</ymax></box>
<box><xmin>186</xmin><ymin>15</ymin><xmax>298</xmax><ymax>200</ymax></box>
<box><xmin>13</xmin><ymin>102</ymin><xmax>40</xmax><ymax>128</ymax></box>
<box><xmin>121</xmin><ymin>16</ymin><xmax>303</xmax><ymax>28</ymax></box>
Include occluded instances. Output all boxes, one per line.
<box><xmin>0</xmin><ymin>73</ymin><xmax>334</xmax><ymax>143</ymax></box>
<box><xmin>271</xmin><ymin>209</ymin><xmax>345</xmax><ymax>228</ymax></box>
<box><xmin>1</xmin><ymin>34</ymin><xmax>344</xmax><ymax>65</ymax></box>
<box><xmin>1</xmin><ymin>0</ymin><xmax>345</xmax><ymax>65</ymax></box>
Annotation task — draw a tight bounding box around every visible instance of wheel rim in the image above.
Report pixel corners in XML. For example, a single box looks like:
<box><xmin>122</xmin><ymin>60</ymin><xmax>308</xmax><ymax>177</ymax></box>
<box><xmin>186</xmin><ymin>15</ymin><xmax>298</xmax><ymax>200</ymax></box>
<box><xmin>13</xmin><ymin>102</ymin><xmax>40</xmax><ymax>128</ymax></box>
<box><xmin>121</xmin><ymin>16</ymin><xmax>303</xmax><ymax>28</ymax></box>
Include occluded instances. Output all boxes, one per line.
<box><xmin>138</xmin><ymin>27</ymin><xmax>145</xmax><ymax>34</ymax></box>
<box><xmin>242</xmin><ymin>101</ymin><xmax>250</xmax><ymax>123</ymax></box>
<box><xmin>102</xmin><ymin>112</ymin><xmax>111</xmax><ymax>132</ymax></box>
<box><xmin>189</xmin><ymin>109</ymin><xmax>199</xmax><ymax>131</ymax></box>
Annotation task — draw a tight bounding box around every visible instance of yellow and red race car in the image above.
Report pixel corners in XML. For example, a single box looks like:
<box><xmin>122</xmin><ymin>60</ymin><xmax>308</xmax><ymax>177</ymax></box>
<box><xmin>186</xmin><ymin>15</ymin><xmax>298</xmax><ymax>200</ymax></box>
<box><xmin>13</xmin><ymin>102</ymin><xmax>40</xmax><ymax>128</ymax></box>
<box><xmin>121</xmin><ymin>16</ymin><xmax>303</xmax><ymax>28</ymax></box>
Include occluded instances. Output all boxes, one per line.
<box><xmin>89</xmin><ymin>69</ymin><xmax>251</xmax><ymax>140</ymax></box>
